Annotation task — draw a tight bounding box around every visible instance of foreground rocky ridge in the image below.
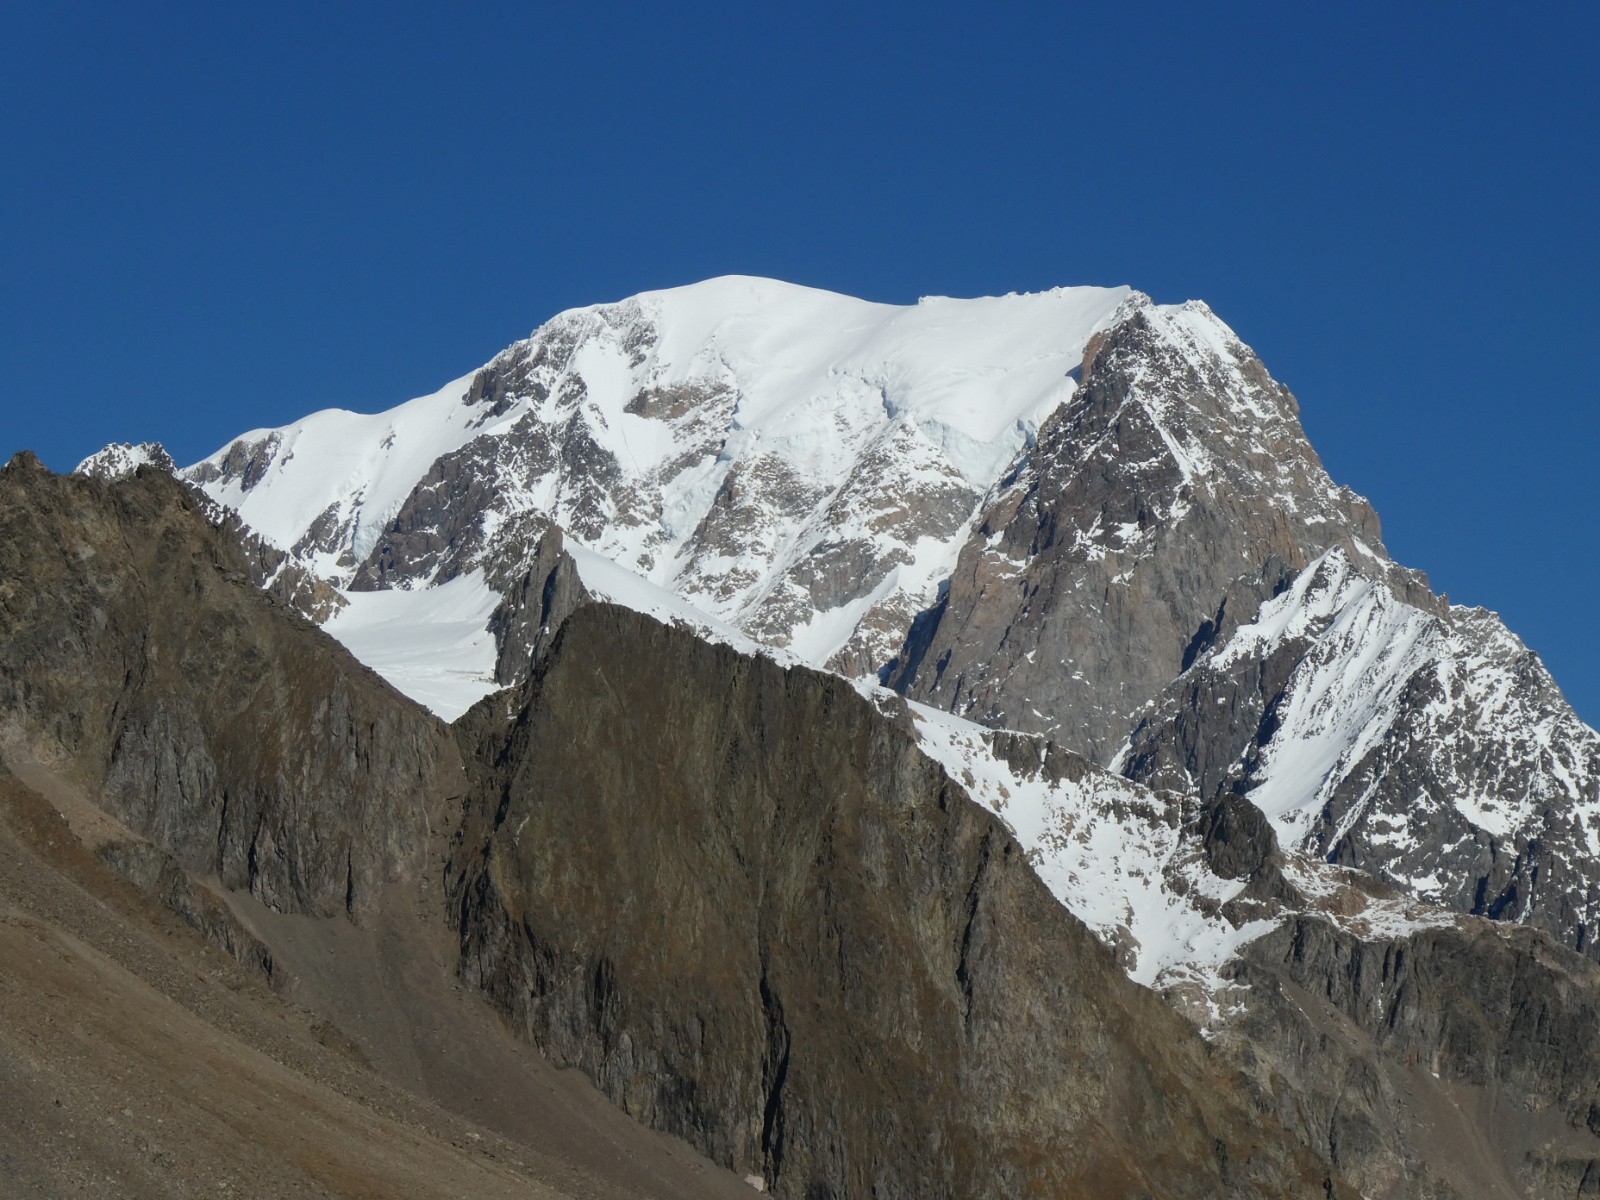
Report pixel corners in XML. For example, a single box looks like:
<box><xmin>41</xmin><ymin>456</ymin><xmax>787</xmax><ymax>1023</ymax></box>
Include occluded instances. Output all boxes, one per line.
<box><xmin>1</xmin><ymin>456</ymin><xmax>1353</xmax><ymax>1196</ymax></box>
<box><xmin>10</xmin><ymin>455</ymin><xmax>1600</xmax><ymax>1196</ymax></box>
<box><xmin>0</xmin><ymin>453</ymin><xmax>461</xmax><ymax>918</ymax></box>
<box><xmin>1187</xmin><ymin>793</ymin><xmax>1600</xmax><ymax>1199</ymax></box>
<box><xmin>0</xmin><ymin>458</ymin><xmax>773</xmax><ymax>1200</ymax></box>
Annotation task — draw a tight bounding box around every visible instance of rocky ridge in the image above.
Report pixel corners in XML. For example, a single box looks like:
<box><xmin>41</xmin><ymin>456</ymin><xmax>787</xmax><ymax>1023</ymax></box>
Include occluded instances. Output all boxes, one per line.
<box><xmin>0</xmin><ymin>453</ymin><xmax>461</xmax><ymax>918</ymax></box>
<box><xmin>447</xmin><ymin>522</ymin><xmax>1600</xmax><ymax>1198</ymax></box>
<box><xmin>448</xmin><ymin>599</ymin><xmax>1369</xmax><ymax>1199</ymax></box>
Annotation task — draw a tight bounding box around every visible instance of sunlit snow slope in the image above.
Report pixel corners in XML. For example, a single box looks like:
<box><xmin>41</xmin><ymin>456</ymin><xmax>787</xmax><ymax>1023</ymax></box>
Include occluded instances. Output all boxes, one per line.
<box><xmin>322</xmin><ymin>570</ymin><xmax>501</xmax><ymax>722</ymax></box>
<box><xmin>184</xmin><ymin>276</ymin><xmax>1132</xmax><ymax>686</ymax></box>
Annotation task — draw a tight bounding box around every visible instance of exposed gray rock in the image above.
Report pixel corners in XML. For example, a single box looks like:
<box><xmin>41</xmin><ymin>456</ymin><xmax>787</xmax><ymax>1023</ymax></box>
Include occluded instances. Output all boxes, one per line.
<box><xmin>96</xmin><ymin>836</ymin><xmax>285</xmax><ymax>986</ymax></box>
<box><xmin>891</xmin><ymin>300</ymin><xmax>1430</xmax><ymax>761</ymax></box>
<box><xmin>486</xmin><ymin>524</ymin><xmax>593</xmax><ymax>684</ymax></box>
<box><xmin>185</xmin><ymin>430</ymin><xmax>282</xmax><ymax>490</ymax></box>
<box><xmin>1218</xmin><ymin>912</ymin><xmax>1600</xmax><ymax>1200</ymax></box>
<box><xmin>1156</xmin><ymin>783</ymin><xmax>1600</xmax><ymax>1200</ymax></box>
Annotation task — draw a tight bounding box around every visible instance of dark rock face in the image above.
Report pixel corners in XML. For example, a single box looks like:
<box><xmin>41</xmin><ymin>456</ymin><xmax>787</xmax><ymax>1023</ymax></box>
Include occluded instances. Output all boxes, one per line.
<box><xmin>1174</xmin><ymin>786</ymin><xmax>1600</xmax><ymax>1199</ymax></box>
<box><xmin>185</xmin><ymin>432</ymin><xmax>281</xmax><ymax>491</ymax></box>
<box><xmin>448</xmin><ymin>603</ymin><xmax>1350</xmax><ymax>1200</ymax></box>
<box><xmin>486</xmin><ymin>524</ymin><xmax>593</xmax><ymax>684</ymax></box>
<box><xmin>892</xmin><ymin>304</ymin><xmax>1427</xmax><ymax>762</ymax></box>
<box><xmin>0</xmin><ymin>453</ymin><xmax>465</xmax><ymax>917</ymax></box>
<box><xmin>346</xmin><ymin>405</ymin><xmax>604</xmax><ymax>593</ymax></box>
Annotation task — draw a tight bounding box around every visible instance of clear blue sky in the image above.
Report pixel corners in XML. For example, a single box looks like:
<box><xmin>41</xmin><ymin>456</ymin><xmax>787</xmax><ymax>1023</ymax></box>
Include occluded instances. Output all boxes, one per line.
<box><xmin>3</xmin><ymin>3</ymin><xmax>1596</xmax><ymax>720</ymax></box>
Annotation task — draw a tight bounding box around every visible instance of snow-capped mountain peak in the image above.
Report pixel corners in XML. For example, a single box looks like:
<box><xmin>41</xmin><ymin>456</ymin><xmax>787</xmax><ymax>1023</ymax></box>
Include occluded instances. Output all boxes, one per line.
<box><xmin>76</xmin><ymin>440</ymin><xmax>177</xmax><ymax>480</ymax></box>
<box><xmin>183</xmin><ymin>277</ymin><xmax>1137</xmax><ymax>678</ymax></box>
<box><xmin>91</xmin><ymin>274</ymin><xmax>1600</xmax><ymax>969</ymax></box>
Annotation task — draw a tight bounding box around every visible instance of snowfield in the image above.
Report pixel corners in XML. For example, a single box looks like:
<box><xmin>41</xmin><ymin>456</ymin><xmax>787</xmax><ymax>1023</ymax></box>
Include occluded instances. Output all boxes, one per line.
<box><xmin>181</xmin><ymin>276</ymin><xmax>1137</xmax><ymax>676</ymax></box>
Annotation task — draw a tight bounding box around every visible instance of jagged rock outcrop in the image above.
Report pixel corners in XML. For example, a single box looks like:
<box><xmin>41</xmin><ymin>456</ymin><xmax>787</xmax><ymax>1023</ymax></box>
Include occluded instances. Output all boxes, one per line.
<box><xmin>486</xmin><ymin>524</ymin><xmax>593</xmax><ymax>684</ymax></box>
<box><xmin>447</xmin><ymin>602</ymin><xmax>1352</xmax><ymax>1200</ymax></box>
<box><xmin>1122</xmin><ymin>548</ymin><xmax>1600</xmax><ymax>959</ymax></box>
<box><xmin>0</xmin><ymin>453</ymin><xmax>464</xmax><ymax>917</ymax></box>
<box><xmin>96</xmin><ymin>836</ymin><xmax>285</xmax><ymax>984</ymax></box>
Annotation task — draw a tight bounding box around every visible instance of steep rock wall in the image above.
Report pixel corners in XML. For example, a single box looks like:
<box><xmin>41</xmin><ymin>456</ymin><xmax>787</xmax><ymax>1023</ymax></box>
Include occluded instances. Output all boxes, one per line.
<box><xmin>0</xmin><ymin>454</ymin><xmax>465</xmax><ymax>917</ymax></box>
<box><xmin>449</xmin><ymin>603</ymin><xmax>1349</xmax><ymax>1200</ymax></box>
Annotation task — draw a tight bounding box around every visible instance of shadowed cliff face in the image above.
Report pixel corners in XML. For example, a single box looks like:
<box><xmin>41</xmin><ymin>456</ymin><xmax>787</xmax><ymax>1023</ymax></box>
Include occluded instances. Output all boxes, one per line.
<box><xmin>0</xmin><ymin>453</ymin><xmax>466</xmax><ymax>918</ymax></box>
<box><xmin>449</xmin><ymin>603</ymin><xmax>1351</xmax><ymax>1200</ymax></box>
<box><xmin>1228</xmin><ymin>917</ymin><xmax>1600</xmax><ymax>1200</ymax></box>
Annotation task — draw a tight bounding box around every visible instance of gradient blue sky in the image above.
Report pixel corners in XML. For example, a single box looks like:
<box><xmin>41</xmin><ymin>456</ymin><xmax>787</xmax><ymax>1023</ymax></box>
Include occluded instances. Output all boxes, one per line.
<box><xmin>3</xmin><ymin>3</ymin><xmax>1596</xmax><ymax>719</ymax></box>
